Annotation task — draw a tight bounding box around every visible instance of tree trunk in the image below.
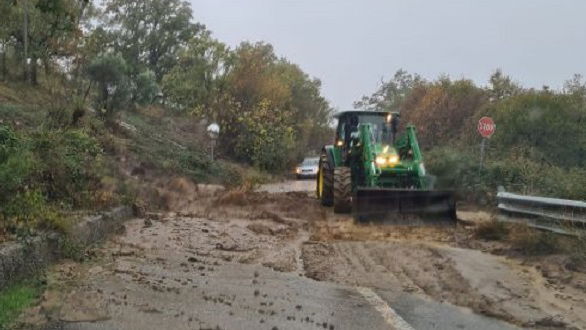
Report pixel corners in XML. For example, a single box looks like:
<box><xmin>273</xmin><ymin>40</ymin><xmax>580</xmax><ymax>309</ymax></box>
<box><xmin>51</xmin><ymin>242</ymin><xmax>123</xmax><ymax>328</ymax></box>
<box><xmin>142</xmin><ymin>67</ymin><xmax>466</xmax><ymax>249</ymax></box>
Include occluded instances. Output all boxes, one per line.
<box><xmin>0</xmin><ymin>49</ymin><xmax>6</xmax><ymax>81</ymax></box>
<box><xmin>31</xmin><ymin>56</ymin><xmax>37</xmax><ymax>85</ymax></box>
<box><xmin>23</xmin><ymin>0</ymin><xmax>29</xmax><ymax>83</ymax></box>
<box><xmin>43</xmin><ymin>57</ymin><xmax>51</xmax><ymax>76</ymax></box>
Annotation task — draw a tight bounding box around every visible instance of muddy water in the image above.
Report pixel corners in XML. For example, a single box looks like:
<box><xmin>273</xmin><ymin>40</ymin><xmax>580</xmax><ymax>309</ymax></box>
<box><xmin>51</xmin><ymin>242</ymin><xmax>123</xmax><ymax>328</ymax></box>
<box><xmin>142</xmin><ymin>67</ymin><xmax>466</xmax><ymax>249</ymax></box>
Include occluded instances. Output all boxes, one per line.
<box><xmin>256</xmin><ymin>179</ymin><xmax>315</xmax><ymax>193</ymax></box>
<box><xmin>16</xmin><ymin>181</ymin><xmax>586</xmax><ymax>330</ymax></box>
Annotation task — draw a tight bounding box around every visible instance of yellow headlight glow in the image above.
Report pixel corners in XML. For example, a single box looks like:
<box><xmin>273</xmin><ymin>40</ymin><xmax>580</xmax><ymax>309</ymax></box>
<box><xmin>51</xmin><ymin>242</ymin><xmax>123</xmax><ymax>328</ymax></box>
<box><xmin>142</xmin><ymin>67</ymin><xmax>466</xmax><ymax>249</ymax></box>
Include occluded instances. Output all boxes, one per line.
<box><xmin>375</xmin><ymin>156</ymin><xmax>387</xmax><ymax>166</ymax></box>
<box><xmin>375</xmin><ymin>154</ymin><xmax>400</xmax><ymax>167</ymax></box>
<box><xmin>388</xmin><ymin>155</ymin><xmax>400</xmax><ymax>164</ymax></box>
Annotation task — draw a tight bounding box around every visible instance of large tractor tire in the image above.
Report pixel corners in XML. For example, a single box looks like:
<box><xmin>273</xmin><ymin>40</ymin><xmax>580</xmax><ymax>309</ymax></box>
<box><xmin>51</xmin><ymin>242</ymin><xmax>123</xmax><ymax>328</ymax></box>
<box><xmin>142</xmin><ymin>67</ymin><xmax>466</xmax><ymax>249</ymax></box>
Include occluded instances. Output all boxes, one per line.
<box><xmin>317</xmin><ymin>153</ymin><xmax>334</xmax><ymax>206</ymax></box>
<box><xmin>334</xmin><ymin>167</ymin><xmax>352</xmax><ymax>213</ymax></box>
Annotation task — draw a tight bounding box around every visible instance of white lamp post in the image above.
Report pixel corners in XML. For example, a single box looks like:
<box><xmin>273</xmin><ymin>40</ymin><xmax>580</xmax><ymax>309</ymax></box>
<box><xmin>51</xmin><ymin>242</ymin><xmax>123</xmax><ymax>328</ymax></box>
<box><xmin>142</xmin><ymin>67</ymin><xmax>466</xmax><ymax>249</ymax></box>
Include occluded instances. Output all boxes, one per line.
<box><xmin>207</xmin><ymin>123</ymin><xmax>220</xmax><ymax>161</ymax></box>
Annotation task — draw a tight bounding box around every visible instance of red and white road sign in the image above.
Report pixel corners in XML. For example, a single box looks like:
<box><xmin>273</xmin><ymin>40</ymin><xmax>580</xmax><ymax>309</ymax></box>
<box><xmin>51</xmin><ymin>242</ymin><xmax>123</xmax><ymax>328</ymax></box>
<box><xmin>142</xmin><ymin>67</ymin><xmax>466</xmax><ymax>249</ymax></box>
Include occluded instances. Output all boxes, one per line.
<box><xmin>478</xmin><ymin>117</ymin><xmax>496</xmax><ymax>138</ymax></box>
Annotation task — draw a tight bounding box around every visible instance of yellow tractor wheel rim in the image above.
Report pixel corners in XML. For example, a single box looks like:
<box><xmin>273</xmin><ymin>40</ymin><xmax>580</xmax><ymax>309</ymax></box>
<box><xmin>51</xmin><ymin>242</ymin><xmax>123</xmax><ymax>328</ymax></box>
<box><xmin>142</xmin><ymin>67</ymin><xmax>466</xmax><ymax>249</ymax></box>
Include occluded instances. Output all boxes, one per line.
<box><xmin>318</xmin><ymin>166</ymin><xmax>324</xmax><ymax>197</ymax></box>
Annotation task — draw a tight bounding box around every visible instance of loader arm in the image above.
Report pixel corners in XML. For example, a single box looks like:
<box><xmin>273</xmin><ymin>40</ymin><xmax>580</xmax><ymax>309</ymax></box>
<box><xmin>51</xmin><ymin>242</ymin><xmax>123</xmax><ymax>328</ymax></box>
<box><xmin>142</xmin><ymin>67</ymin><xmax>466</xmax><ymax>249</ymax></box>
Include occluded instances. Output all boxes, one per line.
<box><xmin>357</xmin><ymin>124</ymin><xmax>379</xmax><ymax>187</ymax></box>
<box><xmin>394</xmin><ymin>125</ymin><xmax>428</xmax><ymax>189</ymax></box>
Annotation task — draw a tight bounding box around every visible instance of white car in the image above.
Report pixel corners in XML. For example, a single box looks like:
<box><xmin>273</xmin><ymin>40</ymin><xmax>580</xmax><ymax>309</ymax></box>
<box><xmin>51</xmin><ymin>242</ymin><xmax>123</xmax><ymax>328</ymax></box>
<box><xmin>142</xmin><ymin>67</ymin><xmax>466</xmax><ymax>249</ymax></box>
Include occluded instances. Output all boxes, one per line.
<box><xmin>295</xmin><ymin>157</ymin><xmax>319</xmax><ymax>179</ymax></box>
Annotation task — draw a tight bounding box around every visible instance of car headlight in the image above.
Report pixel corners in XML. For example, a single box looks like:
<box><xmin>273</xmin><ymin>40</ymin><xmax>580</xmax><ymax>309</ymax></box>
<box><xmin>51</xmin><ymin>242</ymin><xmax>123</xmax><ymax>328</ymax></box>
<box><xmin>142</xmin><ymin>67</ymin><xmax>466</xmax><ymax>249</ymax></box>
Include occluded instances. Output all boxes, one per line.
<box><xmin>375</xmin><ymin>156</ymin><xmax>387</xmax><ymax>166</ymax></box>
<box><xmin>296</xmin><ymin>168</ymin><xmax>301</xmax><ymax>174</ymax></box>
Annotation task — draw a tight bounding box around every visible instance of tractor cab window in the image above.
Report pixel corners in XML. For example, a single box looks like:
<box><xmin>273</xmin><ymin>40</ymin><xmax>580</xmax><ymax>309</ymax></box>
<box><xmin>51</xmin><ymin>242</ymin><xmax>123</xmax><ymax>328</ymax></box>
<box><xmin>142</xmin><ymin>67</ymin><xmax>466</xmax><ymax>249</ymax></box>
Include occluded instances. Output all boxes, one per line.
<box><xmin>336</xmin><ymin>115</ymin><xmax>359</xmax><ymax>148</ymax></box>
<box><xmin>336</xmin><ymin>120</ymin><xmax>345</xmax><ymax>146</ymax></box>
<box><xmin>358</xmin><ymin>114</ymin><xmax>396</xmax><ymax>145</ymax></box>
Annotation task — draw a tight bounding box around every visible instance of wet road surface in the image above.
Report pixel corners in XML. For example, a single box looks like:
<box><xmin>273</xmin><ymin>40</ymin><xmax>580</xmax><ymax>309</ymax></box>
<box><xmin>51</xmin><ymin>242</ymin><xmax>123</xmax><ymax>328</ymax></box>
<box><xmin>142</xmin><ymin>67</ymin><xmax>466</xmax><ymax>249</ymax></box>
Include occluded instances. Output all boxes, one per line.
<box><xmin>21</xmin><ymin>180</ymin><xmax>582</xmax><ymax>329</ymax></box>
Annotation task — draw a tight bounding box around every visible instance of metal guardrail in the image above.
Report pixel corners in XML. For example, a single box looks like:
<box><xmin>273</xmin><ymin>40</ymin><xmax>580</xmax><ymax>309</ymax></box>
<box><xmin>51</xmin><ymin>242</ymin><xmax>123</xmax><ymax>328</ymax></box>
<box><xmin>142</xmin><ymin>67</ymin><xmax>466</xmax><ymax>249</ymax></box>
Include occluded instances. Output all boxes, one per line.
<box><xmin>497</xmin><ymin>190</ymin><xmax>586</xmax><ymax>236</ymax></box>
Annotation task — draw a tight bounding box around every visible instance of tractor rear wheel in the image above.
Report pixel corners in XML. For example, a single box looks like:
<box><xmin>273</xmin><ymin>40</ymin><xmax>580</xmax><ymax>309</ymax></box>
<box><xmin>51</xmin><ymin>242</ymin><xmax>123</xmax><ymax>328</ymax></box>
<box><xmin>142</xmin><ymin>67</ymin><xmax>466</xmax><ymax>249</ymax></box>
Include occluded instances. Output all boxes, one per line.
<box><xmin>334</xmin><ymin>167</ymin><xmax>352</xmax><ymax>213</ymax></box>
<box><xmin>317</xmin><ymin>153</ymin><xmax>334</xmax><ymax>206</ymax></box>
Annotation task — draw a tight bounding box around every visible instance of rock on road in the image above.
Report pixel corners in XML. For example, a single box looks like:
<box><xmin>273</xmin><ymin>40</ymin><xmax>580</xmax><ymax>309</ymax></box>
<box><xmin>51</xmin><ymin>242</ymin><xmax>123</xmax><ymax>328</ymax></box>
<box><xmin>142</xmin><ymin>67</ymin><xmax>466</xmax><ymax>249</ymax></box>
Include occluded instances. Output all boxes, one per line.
<box><xmin>19</xmin><ymin>180</ymin><xmax>585</xmax><ymax>330</ymax></box>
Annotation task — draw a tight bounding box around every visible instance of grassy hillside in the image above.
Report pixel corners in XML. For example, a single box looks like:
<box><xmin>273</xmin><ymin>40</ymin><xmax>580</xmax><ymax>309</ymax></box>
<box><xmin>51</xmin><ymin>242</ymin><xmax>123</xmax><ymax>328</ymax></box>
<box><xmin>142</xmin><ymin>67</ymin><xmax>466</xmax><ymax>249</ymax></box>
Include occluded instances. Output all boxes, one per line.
<box><xmin>0</xmin><ymin>82</ymin><xmax>263</xmax><ymax>241</ymax></box>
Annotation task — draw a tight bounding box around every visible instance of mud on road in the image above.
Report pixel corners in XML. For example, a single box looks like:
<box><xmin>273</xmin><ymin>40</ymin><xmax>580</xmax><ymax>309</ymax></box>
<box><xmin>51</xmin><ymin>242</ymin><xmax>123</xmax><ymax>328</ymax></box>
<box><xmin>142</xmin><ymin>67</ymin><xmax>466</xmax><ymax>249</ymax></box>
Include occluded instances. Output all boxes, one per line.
<box><xmin>16</xmin><ymin>180</ymin><xmax>586</xmax><ymax>330</ymax></box>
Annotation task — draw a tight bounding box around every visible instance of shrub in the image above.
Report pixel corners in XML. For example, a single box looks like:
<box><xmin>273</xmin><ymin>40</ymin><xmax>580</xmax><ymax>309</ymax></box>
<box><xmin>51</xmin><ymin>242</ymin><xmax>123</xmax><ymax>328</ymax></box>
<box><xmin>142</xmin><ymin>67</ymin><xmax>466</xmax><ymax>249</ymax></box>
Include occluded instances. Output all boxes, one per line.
<box><xmin>0</xmin><ymin>126</ymin><xmax>34</xmax><ymax>197</ymax></box>
<box><xmin>487</xmin><ymin>92</ymin><xmax>586</xmax><ymax>168</ymax></box>
<box><xmin>426</xmin><ymin>146</ymin><xmax>586</xmax><ymax>201</ymax></box>
<box><xmin>0</xmin><ymin>124</ymin><xmax>103</xmax><ymax>233</ymax></box>
<box><xmin>474</xmin><ymin>220</ymin><xmax>510</xmax><ymax>241</ymax></box>
<box><xmin>509</xmin><ymin>225</ymin><xmax>560</xmax><ymax>256</ymax></box>
<box><xmin>31</xmin><ymin>129</ymin><xmax>102</xmax><ymax>206</ymax></box>
<box><xmin>134</xmin><ymin>70</ymin><xmax>160</xmax><ymax>106</ymax></box>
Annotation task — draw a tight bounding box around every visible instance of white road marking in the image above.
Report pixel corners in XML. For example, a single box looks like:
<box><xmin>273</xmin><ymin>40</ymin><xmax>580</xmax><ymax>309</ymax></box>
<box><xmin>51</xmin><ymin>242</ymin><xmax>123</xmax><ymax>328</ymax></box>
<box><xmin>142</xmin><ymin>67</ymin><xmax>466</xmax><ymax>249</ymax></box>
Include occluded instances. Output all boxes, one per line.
<box><xmin>357</xmin><ymin>287</ymin><xmax>415</xmax><ymax>330</ymax></box>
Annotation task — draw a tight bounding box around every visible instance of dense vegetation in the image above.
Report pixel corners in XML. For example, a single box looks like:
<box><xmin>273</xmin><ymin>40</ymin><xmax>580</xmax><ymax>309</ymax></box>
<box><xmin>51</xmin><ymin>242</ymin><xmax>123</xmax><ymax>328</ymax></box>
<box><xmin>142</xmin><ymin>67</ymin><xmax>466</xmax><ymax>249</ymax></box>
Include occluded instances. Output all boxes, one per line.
<box><xmin>0</xmin><ymin>0</ymin><xmax>333</xmax><ymax>234</ymax></box>
<box><xmin>356</xmin><ymin>70</ymin><xmax>586</xmax><ymax>201</ymax></box>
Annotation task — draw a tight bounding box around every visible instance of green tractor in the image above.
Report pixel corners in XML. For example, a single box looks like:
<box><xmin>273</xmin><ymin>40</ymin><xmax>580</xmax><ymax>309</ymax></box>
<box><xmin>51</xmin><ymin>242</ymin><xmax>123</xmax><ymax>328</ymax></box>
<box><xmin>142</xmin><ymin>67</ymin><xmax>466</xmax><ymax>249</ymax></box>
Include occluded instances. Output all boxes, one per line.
<box><xmin>316</xmin><ymin>111</ymin><xmax>456</xmax><ymax>224</ymax></box>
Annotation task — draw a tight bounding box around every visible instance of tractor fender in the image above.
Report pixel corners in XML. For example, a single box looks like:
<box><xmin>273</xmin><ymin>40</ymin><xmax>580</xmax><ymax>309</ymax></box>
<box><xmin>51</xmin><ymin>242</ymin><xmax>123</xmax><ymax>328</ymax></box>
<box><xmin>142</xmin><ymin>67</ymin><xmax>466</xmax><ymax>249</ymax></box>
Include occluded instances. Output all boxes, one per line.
<box><xmin>322</xmin><ymin>145</ymin><xmax>339</xmax><ymax>168</ymax></box>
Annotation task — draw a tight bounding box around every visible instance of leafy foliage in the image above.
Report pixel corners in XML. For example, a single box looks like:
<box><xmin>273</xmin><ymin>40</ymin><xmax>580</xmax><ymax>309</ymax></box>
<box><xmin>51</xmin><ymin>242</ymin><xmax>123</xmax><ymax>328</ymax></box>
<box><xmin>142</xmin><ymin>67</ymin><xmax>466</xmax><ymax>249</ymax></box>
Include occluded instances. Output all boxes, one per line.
<box><xmin>162</xmin><ymin>34</ymin><xmax>232</xmax><ymax>117</ymax></box>
<box><xmin>354</xmin><ymin>70</ymin><xmax>424</xmax><ymax>112</ymax></box>
<box><xmin>102</xmin><ymin>0</ymin><xmax>206</xmax><ymax>80</ymax></box>
<box><xmin>0</xmin><ymin>124</ymin><xmax>102</xmax><ymax>232</ymax></box>
<box><xmin>133</xmin><ymin>70</ymin><xmax>160</xmax><ymax>106</ymax></box>
<box><xmin>86</xmin><ymin>53</ymin><xmax>132</xmax><ymax>118</ymax></box>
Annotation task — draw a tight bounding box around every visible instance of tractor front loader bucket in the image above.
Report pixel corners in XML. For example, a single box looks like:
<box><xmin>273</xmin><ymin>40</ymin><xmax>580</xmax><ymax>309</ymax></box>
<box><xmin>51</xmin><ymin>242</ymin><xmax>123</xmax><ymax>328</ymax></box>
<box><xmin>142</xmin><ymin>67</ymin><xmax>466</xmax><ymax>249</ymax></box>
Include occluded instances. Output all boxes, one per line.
<box><xmin>353</xmin><ymin>188</ymin><xmax>457</xmax><ymax>225</ymax></box>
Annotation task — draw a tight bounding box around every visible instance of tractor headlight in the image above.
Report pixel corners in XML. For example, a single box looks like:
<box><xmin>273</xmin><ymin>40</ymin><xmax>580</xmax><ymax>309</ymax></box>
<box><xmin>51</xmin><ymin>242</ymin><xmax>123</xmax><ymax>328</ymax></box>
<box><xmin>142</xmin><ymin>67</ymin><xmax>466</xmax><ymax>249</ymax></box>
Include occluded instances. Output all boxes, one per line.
<box><xmin>388</xmin><ymin>155</ymin><xmax>399</xmax><ymax>165</ymax></box>
<box><xmin>375</xmin><ymin>156</ymin><xmax>387</xmax><ymax>166</ymax></box>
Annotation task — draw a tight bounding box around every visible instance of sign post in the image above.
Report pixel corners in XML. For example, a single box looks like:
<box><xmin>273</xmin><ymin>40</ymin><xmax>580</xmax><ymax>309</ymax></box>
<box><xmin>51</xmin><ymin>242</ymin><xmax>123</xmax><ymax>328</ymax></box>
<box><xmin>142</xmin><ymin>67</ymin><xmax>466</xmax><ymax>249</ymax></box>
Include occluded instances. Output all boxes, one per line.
<box><xmin>477</xmin><ymin>117</ymin><xmax>496</xmax><ymax>170</ymax></box>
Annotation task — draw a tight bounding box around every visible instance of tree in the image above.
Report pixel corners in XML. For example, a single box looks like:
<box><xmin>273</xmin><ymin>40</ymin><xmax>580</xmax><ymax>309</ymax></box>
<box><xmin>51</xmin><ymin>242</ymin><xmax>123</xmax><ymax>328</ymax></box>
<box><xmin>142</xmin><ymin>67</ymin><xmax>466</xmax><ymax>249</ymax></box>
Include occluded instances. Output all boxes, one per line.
<box><xmin>488</xmin><ymin>69</ymin><xmax>520</xmax><ymax>101</ymax></box>
<box><xmin>103</xmin><ymin>0</ymin><xmax>205</xmax><ymax>80</ymax></box>
<box><xmin>401</xmin><ymin>78</ymin><xmax>487</xmax><ymax>148</ymax></box>
<box><xmin>563</xmin><ymin>74</ymin><xmax>586</xmax><ymax>97</ymax></box>
<box><xmin>0</xmin><ymin>1</ymin><xmax>16</xmax><ymax>80</ymax></box>
<box><xmin>86</xmin><ymin>53</ymin><xmax>131</xmax><ymax>119</ymax></box>
<box><xmin>354</xmin><ymin>69</ymin><xmax>423</xmax><ymax>112</ymax></box>
<box><xmin>272</xmin><ymin>60</ymin><xmax>333</xmax><ymax>155</ymax></box>
<box><xmin>162</xmin><ymin>33</ymin><xmax>232</xmax><ymax>117</ymax></box>
<box><xmin>134</xmin><ymin>70</ymin><xmax>159</xmax><ymax>106</ymax></box>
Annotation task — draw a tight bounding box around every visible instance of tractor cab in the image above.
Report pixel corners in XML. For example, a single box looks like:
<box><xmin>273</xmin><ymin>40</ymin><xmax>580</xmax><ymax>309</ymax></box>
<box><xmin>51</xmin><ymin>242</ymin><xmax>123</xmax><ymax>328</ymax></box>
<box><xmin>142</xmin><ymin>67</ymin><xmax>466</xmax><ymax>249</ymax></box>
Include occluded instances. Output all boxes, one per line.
<box><xmin>334</xmin><ymin>111</ymin><xmax>400</xmax><ymax>162</ymax></box>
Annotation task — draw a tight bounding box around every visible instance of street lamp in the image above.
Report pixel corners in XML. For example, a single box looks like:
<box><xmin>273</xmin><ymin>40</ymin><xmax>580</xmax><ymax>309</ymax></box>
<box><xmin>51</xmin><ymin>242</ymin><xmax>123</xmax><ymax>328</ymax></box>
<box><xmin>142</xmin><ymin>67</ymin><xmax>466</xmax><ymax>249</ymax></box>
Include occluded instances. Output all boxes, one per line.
<box><xmin>207</xmin><ymin>123</ymin><xmax>220</xmax><ymax>161</ymax></box>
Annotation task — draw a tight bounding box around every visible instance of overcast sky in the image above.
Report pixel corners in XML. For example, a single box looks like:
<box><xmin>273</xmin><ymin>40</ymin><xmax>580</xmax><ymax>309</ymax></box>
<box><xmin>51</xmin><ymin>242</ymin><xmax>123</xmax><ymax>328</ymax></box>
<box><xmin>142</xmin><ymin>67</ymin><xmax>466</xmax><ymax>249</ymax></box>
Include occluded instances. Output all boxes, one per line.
<box><xmin>189</xmin><ymin>0</ymin><xmax>586</xmax><ymax>110</ymax></box>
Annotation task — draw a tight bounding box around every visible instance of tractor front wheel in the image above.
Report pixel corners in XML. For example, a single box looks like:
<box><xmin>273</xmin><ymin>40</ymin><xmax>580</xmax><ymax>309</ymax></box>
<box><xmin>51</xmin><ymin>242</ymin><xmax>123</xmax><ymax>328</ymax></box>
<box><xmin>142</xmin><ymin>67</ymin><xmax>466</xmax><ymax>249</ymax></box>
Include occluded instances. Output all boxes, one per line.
<box><xmin>334</xmin><ymin>167</ymin><xmax>352</xmax><ymax>213</ymax></box>
<box><xmin>317</xmin><ymin>153</ymin><xmax>334</xmax><ymax>206</ymax></box>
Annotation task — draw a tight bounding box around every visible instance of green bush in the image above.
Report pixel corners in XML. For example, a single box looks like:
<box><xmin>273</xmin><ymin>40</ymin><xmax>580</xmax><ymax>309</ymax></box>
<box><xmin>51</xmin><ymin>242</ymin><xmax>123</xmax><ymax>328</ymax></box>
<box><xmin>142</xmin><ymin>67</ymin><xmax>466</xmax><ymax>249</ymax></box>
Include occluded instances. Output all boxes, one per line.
<box><xmin>0</xmin><ymin>126</ymin><xmax>34</xmax><ymax>196</ymax></box>
<box><xmin>0</xmin><ymin>124</ymin><xmax>103</xmax><ymax>233</ymax></box>
<box><xmin>31</xmin><ymin>129</ymin><xmax>102</xmax><ymax>206</ymax></box>
<box><xmin>134</xmin><ymin>70</ymin><xmax>160</xmax><ymax>106</ymax></box>
<box><xmin>426</xmin><ymin>145</ymin><xmax>586</xmax><ymax>200</ymax></box>
<box><xmin>487</xmin><ymin>92</ymin><xmax>586</xmax><ymax>168</ymax></box>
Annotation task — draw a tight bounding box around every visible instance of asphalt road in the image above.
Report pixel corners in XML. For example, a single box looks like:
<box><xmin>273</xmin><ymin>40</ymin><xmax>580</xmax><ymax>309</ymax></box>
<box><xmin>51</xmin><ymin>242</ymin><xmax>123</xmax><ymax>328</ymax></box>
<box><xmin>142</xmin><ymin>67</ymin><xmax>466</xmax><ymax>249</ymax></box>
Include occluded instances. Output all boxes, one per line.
<box><xmin>42</xmin><ymin>259</ymin><xmax>518</xmax><ymax>330</ymax></box>
<box><xmin>33</xmin><ymin>180</ymin><xmax>522</xmax><ymax>330</ymax></box>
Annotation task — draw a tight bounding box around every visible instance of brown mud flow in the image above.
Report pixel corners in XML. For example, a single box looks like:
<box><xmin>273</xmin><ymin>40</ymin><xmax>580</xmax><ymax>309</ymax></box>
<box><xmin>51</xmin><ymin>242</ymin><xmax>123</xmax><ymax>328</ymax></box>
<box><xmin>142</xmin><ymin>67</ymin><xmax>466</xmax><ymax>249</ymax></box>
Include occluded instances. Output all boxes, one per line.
<box><xmin>15</xmin><ymin>181</ymin><xmax>586</xmax><ymax>330</ymax></box>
